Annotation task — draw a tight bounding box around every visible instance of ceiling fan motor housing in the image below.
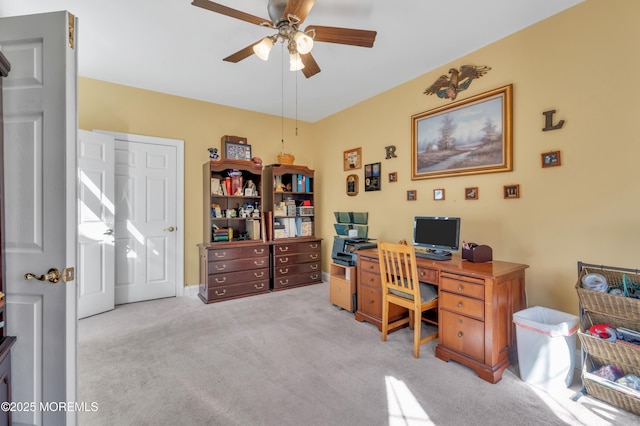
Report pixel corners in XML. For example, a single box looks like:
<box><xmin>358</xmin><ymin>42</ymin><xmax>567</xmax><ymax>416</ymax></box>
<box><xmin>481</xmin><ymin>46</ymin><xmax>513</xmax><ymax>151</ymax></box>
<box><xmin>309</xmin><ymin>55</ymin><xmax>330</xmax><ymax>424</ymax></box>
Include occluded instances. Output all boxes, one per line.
<box><xmin>268</xmin><ymin>0</ymin><xmax>289</xmax><ymax>26</ymax></box>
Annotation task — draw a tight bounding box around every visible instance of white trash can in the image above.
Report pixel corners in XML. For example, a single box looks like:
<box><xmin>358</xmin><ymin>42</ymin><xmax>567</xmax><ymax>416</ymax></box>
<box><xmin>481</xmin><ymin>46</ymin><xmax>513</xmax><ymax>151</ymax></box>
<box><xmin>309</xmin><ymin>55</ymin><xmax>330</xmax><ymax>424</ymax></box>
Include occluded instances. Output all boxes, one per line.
<box><xmin>512</xmin><ymin>306</ymin><xmax>579</xmax><ymax>391</ymax></box>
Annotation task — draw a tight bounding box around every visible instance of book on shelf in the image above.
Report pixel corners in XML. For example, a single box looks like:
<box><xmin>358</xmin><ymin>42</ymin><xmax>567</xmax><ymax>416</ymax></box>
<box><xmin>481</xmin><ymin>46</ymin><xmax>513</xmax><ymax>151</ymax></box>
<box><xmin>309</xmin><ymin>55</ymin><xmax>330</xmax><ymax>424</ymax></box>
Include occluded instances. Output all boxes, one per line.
<box><xmin>211</xmin><ymin>178</ymin><xmax>221</xmax><ymax>195</ymax></box>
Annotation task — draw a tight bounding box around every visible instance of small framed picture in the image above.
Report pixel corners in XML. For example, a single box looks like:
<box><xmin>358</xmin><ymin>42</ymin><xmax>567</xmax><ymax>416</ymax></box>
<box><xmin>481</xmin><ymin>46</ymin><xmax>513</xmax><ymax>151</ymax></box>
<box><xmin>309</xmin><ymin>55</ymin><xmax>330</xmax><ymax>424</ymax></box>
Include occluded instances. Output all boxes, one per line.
<box><xmin>223</xmin><ymin>141</ymin><xmax>252</xmax><ymax>161</ymax></box>
<box><xmin>433</xmin><ymin>188</ymin><xmax>445</xmax><ymax>201</ymax></box>
<box><xmin>541</xmin><ymin>151</ymin><xmax>561</xmax><ymax>168</ymax></box>
<box><xmin>346</xmin><ymin>174</ymin><xmax>359</xmax><ymax>196</ymax></box>
<box><xmin>364</xmin><ymin>162</ymin><xmax>381</xmax><ymax>191</ymax></box>
<box><xmin>504</xmin><ymin>184</ymin><xmax>520</xmax><ymax>199</ymax></box>
<box><xmin>343</xmin><ymin>147</ymin><xmax>362</xmax><ymax>171</ymax></box>
<box><xmin>465</xmin><ymin>187</ymin><xmax>478</xmax><ymax>200</ymax></box>
<box><xmin>407</xmin><ymin>190</ymin><xmax>417</xmax><ymax>201</ymax></box>
<box><xmin>388</xmin><ymin>172</ymin><xmax>397</xmax><ymax>183</ymax></box>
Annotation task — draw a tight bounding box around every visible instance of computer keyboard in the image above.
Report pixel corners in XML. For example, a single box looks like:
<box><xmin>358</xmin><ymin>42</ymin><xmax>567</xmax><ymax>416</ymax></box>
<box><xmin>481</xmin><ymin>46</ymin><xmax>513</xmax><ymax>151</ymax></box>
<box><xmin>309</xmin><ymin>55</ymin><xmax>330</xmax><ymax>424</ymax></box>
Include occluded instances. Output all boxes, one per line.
<box><xmin>415</xmin><ymin>251</ymin><xmax>452</xmax><ymax>261</ymax></box>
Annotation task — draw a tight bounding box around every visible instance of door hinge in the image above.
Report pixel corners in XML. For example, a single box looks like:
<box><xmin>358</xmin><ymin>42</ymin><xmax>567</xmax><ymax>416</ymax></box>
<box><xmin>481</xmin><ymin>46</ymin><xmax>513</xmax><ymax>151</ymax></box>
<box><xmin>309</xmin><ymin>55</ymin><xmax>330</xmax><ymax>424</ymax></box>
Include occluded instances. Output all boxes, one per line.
<box><xmin>68</xmin><ymin>13</ymin><xmax>75</xmax><ymax>49</ymax></box>
<box><xmin>63</xmin><ymin>267</ymin><xmax>75</xmax><ymax>282</ymax></box>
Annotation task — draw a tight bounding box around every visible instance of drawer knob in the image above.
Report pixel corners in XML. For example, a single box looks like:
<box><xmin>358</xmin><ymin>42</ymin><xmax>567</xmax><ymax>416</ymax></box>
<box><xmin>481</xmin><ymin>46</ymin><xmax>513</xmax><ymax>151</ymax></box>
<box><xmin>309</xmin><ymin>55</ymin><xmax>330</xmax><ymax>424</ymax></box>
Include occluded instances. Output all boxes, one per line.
<box><xmin>279</xmin><ymin>247</ymin><xmax>289</xmax><ymax>252</ymax></box>
<box><xmin>254</xmin><ymin>260</ymin><xmax>265</xmax><ymax>266</ymax></box>
<box><xmin>214</xmin><ymin>252</ymin><xmax>227</xmax><ymax>258</ymax></box>
<box><xmin>215</xmin><ymin>289</ymin><xmax>227</xmax><ymax>296</ymax></box>
<box><xmin>458</xmin><ymin>285</ymin><xmax>463</xmax><ymax>291</ymax></box>
<box><xmin>457</xmin><ymin>302</ymin><xmax>463</xmax><ymax>308</ymax></box>
<box><xmin>254</xmin><ymin>283</ymin><xmax>264</xmax><ymax>289</ymax></box>
<box><xmin>280</xmin><ymin>268</ymin><xmax>289</xmax><ymax>274</ymax></box>
<box><xmin>310</xmin><ymin>244</ymin><xmax>318</xmax><ymax>249</ymax></box>
<box><xmin>310</xmin><ymin>264</ymin><xmax>318</xmax><ymax>270</ymax></box>
<box><xmin>311</xmin><ymin>274</ymin><xmax>319</xmax><ymax>280</ymax></box>
<box><xmin>280</xmin><ymin>279</ymin><xmax>289</xmax><ymax>285</ymax></box>
<box><xmin>254</xmin><ymin>248</ymin><xmax>265</xmax><ymax>254</ymax></box>
<box><xmin>310</xmin><ymin>254</ymin><xmax>318</xmax><ymax>260</ymax></box>
<box><xmin>215</xmin><ymin>264</ymin><xmax>226</xmax><ymax>271</ymax></box>
<box><xmin>280</xmin><ymin>257</ymin><xmax>289</xmax><ymax>263</ymax></box>
<box><xmin>369</xmin><ymin>299</ymin><xmax>374</xmax><ymax>304</ymax></box>
<box><xmin>215</xmin><ymin>277</ymin><xmax>226</xmax><ymax>283</ymax></box>
<box><xmin>254</xmin><ymin>272</ymin><xmax>265</xmax><ymax>278</ymax></box>
<box><xmin>458</xmin><ymin>331</ymin><xmax>463</xmax><ymax>338</ymax></box>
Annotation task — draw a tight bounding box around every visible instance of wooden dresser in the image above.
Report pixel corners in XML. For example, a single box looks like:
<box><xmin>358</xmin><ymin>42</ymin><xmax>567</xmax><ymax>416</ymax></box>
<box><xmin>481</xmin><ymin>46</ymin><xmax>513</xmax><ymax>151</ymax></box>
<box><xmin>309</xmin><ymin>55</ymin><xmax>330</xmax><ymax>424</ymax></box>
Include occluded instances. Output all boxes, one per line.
<box><xmin>272</xmin><ymin>238</ymin><xmax>322</xmax><ymax>290</ymax></box>
<box><xmin>356</xmin><ymin>249</ymin><xmax>528</xmax><ymax>383</ymax></box>
<box><xmin>198</xmin><ymin>242</ymin><xmax>270</xmax><ymax>303</ymax></box>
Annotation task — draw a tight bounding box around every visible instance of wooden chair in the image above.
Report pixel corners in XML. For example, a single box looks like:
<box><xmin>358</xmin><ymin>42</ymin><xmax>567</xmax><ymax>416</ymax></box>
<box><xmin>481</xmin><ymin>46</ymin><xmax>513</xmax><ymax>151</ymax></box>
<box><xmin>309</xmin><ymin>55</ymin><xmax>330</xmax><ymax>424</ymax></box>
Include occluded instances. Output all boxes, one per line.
<box><xmin>378</xmin><ymin>242</ymin><xmax>438</xmax><ymax>358</ymax></box>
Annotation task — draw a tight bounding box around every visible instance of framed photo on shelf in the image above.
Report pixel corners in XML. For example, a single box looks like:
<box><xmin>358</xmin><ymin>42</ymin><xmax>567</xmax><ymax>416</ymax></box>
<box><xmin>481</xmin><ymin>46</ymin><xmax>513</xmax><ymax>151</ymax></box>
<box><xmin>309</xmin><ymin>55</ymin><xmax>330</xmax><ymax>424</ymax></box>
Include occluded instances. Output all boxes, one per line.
<box><xmin>343</xmin><ymin>147</ymin><xmax>362</xmax><ymax>171</ymax></box>
<box><xmin>407</xmin><ymin>190</ymin><xmax>417</xmax><ymax>201</ymax></box>
<box><xmin>541</xmin><ymin>150</ymin><xmax>561</xmax><ymax>168</ymax></box>
<box><xmin>465</xmin><ymin>187</ymin><xmax>479</xmax><ymax>200</ymax></box>
<box><xmin>433</xmin><ymin>188</ymin><xmax>445</xmax><ymax>200</ymax></box>
<box><xmin>411</xmin><ymin>85</ymin><xmax>513</xmax><ymax>180</ymax></box>
<box><xmin>223</xmin><ymin>141</ymin><xmax>252</xmax><ymax>161</ymax></box>
<box><xmin>504</xmin><ymin>184</ymin><xmax>520</xmax><ymax>199</ymax></box>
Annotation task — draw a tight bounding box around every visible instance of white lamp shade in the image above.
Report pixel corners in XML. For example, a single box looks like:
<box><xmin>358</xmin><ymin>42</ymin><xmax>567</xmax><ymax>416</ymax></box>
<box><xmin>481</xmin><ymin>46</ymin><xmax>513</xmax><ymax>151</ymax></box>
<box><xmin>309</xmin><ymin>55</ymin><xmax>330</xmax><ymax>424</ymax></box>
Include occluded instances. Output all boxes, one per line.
<box><xmin>289</xmin><ymin>52</ymin><xmax>304</xmax><ymax>71</ymax></box>
<box><xmin>253</xmin><ymin>37</ymin><xmax>273</xmax><ymax>61</ymax></box>
<box><xmin>293</xmin><ymin>31</ymin><xmax>314</xmax><ymax>55</ymax></box>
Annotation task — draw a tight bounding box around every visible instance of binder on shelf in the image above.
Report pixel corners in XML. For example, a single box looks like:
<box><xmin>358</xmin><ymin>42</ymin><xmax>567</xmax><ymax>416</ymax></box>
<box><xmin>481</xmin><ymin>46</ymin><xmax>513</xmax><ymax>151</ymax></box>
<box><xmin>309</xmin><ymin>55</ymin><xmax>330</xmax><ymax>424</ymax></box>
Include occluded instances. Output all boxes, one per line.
<box><xmin>305</xmin><ymin>176</ymin><xmax>310</xmax><ymax>192</ymax></box>
<box><xmin>296</xmin><ymin>174</ymin><xmax>303</xmax><ymax>192</ymax></box>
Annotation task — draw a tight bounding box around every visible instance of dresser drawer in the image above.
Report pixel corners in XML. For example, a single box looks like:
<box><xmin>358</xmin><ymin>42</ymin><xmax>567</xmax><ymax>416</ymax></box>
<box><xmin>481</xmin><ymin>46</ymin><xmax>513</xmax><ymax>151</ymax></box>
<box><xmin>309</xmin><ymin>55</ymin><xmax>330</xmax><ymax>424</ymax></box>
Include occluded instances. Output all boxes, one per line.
<box><xmin>274</xmin><ymin>240</ymin><xmax>321</xmax><ymax>255</ymax></box>
<box><xmin>440</xmin><ymin>275</ymin><xmax>484</xmax><ymax>300</ymax></box>
<box><xmin>204</xmin><ymin>279</ymin><xmax>269</xmax><ymax>301</ymax></box>
<box><xmin>208</xmin><ymin>256</ymin><xmax>269</xmax><ymax>274</ymax></box>
<box><xmin>441</xmin><ymin>291</ymin><xmax>484</xmax><ymax>320</ymax></box>
<box><xmin>273</xmin><ymin>252</ymin><xmax>320</xmax><ymax>266</ymax></box>
<box><xmin>273</xmin><ymin>262</ymin><xmax>320</xmax><ymax>277</ymax></box>
<box><xmin>440</xmin><ymin>310</ymin><xmax>485</xmax><ymax>362</ymax></box>
<box><xmin>273</xmin><ymin>271</ymin><xmax>322</xmax><ymax>289</ymax></box>
<box><xmin>207</xmin><ymin>245</ymin><xmax>268</xmax><ymax>261</ymax></box>
<box><xmin>208</xmin><ymin>267</ymin><xmax>269</xmax><ymax>287</ymax></box>
<box><xmin>358</xmin><ymin>284</ymin><xmax>382</xmax><ymax>318</ymax></box>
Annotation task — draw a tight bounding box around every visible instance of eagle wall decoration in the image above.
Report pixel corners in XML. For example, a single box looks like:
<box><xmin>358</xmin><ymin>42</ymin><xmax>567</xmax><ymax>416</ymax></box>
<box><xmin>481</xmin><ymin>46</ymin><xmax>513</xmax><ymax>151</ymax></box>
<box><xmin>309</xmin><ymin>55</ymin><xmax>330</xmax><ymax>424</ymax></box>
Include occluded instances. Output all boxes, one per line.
<box><xmin>424</xmin><ymin>65</ymin><xmax>491</xmax><ymax>100</ymax></box>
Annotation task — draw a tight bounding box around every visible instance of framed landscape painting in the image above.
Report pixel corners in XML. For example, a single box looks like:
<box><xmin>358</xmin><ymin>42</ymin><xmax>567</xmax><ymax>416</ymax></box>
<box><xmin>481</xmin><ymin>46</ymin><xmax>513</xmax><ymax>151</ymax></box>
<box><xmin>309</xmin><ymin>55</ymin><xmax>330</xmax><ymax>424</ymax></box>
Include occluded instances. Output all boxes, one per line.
<box><xmin>411</xmin><ymin>85</ymin><xmax>513</xmax><ymax>180</ymax></box>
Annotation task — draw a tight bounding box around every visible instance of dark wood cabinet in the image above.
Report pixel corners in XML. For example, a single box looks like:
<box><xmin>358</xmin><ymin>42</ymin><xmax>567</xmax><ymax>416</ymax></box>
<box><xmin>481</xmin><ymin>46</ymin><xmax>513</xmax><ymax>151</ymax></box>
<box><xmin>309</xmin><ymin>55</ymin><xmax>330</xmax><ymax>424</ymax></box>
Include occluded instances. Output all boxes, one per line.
<box><xmin>356</xmin><ymin>249</ymin><xmax>528</xmax><ymax>383</ymax></box>
<box><xmin>272</xmin><ymin>239</ymin><xmax>322</xmax><ymax>290</ymax></box>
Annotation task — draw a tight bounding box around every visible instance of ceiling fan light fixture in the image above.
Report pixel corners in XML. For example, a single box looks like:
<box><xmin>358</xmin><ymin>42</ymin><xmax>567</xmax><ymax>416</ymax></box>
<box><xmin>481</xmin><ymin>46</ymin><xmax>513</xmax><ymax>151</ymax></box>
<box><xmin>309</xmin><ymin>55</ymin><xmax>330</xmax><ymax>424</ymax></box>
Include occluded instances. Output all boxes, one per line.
<box><xmin>293</xmin><ymin>31</ymin><xmax>314</xmax><ymax>54</ymax></box>
<box><xmin>289</xmin><ymin>52</ymin><xmax>304</xmax><ymax>71</ymax></box>
<box><xmin>253</xmin><ymin>37</ymin><xmax>274</xmax><ymax>61</ymax></box>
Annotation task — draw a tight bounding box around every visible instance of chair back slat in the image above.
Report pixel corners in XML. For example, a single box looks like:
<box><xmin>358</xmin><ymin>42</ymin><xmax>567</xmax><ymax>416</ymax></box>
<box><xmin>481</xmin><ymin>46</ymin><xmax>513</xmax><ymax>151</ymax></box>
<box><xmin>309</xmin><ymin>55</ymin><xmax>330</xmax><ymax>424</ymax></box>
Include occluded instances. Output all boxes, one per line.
<box><xmin>379</xmin><ymin>242</ymin><xmax>420</xmax><ymax>301</ymax></box>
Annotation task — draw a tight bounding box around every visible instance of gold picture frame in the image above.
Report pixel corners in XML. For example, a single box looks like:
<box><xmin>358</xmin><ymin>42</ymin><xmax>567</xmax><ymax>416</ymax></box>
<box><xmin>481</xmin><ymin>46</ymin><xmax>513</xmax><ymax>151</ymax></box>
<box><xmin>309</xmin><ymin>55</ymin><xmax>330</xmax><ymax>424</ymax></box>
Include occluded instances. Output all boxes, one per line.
<box><xmin>465</xmin><ymin>187</ymin><xmax>479</xmax><ymax>200</ymax></box>
<box><xmin>411</xmin><ymin>85</ymin><xmax>513</xmax><ymax>180</ymax></box>
<box><xmin>407</xmin><ymin>190</ymin><xmax>417</xmax><ymax>201</ymax></box>
<box><xmin>433</xmin><ymin>188</ymin><xmax>445</xmax><ymax>200</ymax></box>
<box><xmin>343</xmin><ymin>147</ymin><xmax>362</xmax><ymax>171</ymax></box>
<box><xmin>346</xmin><ymin>174</ymin><xmax>359</xmax><ymax>196</ymax></box>
<box><xmin>541</xmin><ymin>150</ymin><xmax>561</xmax><ymax>168</ymax></box>
<box><xmin>504</xmin><ymin>184</ymin><xmax>520</xmax><ymax>199</ymax></box>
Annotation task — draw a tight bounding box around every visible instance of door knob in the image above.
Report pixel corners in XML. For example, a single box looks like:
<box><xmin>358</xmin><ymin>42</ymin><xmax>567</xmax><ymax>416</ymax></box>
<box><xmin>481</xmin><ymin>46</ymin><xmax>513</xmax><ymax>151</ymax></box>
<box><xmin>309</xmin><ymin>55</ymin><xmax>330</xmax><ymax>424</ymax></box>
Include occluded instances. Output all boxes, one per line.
<box><xmin>103</xmin><ymin>228</ymin><xmax>114</xmax><ymax>235</ymax></box>
<box><xmin>165</xmin><ymin>226</ymin><xmax>175</xmax><ymax>232</ymax></box>
<box><xmin>24</xmin><ymin>268</ymin><xmax>61</xmax><ymax>284</ymax></box>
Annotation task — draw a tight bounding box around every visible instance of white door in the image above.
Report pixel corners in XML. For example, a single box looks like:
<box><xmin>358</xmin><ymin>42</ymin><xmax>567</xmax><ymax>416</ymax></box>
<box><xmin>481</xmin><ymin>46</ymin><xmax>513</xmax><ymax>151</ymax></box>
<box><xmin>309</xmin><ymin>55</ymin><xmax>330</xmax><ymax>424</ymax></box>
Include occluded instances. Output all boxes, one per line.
<box><xmin>1</xmin><ymin>11</ymin><xmax>77</xmax><ymax>426</ymax></box>
<box><xmin>109</xmin><ymin>133</ymin><xmax>184</xmax><ymax>304</ymax></box>
<box><xmin>77</xmin><ymin>130</ymin><xmax>115</xmax><ymax>319</ymax></box>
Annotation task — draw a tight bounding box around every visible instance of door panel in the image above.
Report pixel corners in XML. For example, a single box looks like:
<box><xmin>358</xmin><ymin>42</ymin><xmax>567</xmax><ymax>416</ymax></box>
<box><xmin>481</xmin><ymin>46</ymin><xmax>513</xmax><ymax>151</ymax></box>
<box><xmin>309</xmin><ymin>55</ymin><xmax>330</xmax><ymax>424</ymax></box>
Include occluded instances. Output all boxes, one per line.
<box><xmin>77</xmin><ymin>130</ymin><xmax>115</xmax><ymax>319</ymax></box>
<box><xmin>1</xmin><ymin>11</ymin><xmax>77</xmax><ymax>426</ymax></box>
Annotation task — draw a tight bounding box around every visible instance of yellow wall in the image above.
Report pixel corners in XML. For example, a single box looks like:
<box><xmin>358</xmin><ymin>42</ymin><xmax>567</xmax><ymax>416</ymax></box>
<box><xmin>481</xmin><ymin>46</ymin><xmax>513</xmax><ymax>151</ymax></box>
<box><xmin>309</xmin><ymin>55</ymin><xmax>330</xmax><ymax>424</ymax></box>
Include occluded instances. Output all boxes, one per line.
<box><xmin>79</xmin><ymin>0</ymin><xmax>640</xmax><ymax>315</ymax></box>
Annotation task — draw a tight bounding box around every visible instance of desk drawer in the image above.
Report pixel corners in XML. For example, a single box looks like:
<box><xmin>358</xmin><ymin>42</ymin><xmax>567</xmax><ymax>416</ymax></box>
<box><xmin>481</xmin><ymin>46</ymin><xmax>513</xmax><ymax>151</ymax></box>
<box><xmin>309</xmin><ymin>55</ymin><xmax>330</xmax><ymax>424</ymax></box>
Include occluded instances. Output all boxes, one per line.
<box><xmin>274</xmin><ymin>252</ymin><xmax>321</xmax><ymax>266</ymax></box>
<box><xmin>208</xmin><ymin>256</ymin><xmax>269</xmax><ymax>274</ymax></box>
<box><xmin>208</xmin><ymin>267</ymin><xmax>269</xmax><ymax>287</ymax></box>
<box><xmin>440</xmin><ymin>276</ymin><xmax>484</xmax><ymax>300</ymax></box>
<box><xmin>417</xmin><ymin>267</ymin><xmax>438</xmax><ymax>285</ymax></box>
<box><xmin>440</xmin><ymin>310</ymin><xmax>485</xmax><ymax>362</ymax></box>
<box><xmin>360</xmin><ymin>258</ymin><xmax>380</xmax><ymax>275</ymax></box>
<box><xmin>441</xmin><ymin>292</ymin><xmax>484</xmax><ymax>320</ymax></box>
<box><xmin>360</xmin><ymin>270</ymin><xmax>381</xmax><ymax>289</ymax></box>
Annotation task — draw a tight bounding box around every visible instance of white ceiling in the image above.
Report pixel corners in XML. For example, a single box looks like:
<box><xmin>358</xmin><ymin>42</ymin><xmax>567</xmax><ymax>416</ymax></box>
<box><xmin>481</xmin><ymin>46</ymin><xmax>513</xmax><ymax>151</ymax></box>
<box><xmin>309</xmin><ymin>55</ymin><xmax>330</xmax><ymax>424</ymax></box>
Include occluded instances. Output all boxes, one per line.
<box><xmin>0</xmin><ymin>0</ymin><xmax>583</xmax><ymax>122</ymax></box>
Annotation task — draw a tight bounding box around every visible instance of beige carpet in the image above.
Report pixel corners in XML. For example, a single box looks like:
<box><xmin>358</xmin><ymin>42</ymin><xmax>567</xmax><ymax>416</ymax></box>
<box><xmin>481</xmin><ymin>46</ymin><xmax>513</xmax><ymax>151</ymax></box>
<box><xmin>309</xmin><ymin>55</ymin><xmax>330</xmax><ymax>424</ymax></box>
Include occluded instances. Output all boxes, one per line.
<box><xmin>78</xmin><ymin>282</ymin><xmax>637</xmax><ymax>426</ymax></box>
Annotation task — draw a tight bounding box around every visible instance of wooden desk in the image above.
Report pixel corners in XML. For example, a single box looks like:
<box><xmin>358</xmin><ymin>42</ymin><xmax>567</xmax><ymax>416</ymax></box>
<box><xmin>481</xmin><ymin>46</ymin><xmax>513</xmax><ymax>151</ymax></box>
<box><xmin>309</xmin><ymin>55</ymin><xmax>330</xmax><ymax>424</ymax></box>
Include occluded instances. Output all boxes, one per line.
<box><xmin>356</xmin><ymin>249</ymin><xmax>528</xmax><ymax>384</ymax></box>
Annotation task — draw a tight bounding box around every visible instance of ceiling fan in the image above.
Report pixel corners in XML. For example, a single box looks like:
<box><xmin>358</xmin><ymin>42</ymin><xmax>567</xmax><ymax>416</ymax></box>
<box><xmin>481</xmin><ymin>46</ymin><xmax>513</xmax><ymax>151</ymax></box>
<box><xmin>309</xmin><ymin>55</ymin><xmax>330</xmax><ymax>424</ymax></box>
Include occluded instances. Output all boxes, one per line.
<box><xmin>191</xmin><ymin>0</ymin><xmax>377</xmax><ymax>78</ymax></box>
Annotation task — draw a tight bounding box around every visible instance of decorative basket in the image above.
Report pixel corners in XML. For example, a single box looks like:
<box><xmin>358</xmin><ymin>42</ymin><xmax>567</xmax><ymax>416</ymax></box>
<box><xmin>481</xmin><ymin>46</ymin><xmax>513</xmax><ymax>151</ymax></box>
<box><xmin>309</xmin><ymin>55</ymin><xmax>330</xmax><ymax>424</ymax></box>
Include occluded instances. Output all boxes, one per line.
<box><xmin>578</xmin><ymin>311</ymin><xmax>640</xmax><ymax>367</ymax></box>
<box><xmin>582</xmin><ymin>354</ymin><xmax>640</xmax><ymax>416</ymax></box>
<box><xmin>576</xmin><ymin>266</ymin><xmax>640</xmax><ymax>320</ymax></box>
<box><xmin>277</xmin><ymin>153</ymin><xmax>295</xmax><ymax>165</ymax></box>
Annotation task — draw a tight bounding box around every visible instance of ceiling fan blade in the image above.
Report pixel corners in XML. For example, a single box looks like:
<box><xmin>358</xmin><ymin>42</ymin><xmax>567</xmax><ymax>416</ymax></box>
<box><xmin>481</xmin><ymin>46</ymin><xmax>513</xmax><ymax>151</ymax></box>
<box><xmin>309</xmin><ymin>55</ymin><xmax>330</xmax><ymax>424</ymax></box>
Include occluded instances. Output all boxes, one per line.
<box><xmin>305</xmin><ymin>25</ymin><xmax>377</xmax><ymax>48</ymax></box>
<box><xmin>192</xmin><ymin>0</ymin><xmax>272</xmax><ymax>27</ymax></box>
<box><xmin>284</xmin><ymin>0</ymin><xmax>316</xmax><ymax>25</ymax></box>
<box><xmin>223</xmin><ymin>42</ymin><xmax>260</xmax><ymax>63</ymax></box>
<box><xmin>300</xmin><ymin>53</ymin><xmax>321</xmax><ymax>78</ymax></box>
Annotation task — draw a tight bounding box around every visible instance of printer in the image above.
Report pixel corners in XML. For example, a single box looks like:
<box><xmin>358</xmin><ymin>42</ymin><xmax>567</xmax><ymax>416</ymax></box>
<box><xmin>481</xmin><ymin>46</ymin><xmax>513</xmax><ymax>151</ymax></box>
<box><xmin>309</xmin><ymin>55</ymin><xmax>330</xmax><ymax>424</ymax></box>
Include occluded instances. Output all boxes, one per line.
<box><xmin>331</xmin><ymin>236</ymin><xmax>377</xmax><ymax>266</ymax></box>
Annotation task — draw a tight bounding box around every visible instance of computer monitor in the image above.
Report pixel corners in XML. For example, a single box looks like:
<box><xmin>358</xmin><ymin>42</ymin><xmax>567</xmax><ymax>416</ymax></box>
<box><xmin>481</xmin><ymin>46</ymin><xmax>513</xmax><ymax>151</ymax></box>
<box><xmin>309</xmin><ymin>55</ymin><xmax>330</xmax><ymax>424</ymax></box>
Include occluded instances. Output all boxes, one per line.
<box><xmin>412</xmin><ymin>216</ymin><xmax>461</xmax><ymax>257</ymax></box>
